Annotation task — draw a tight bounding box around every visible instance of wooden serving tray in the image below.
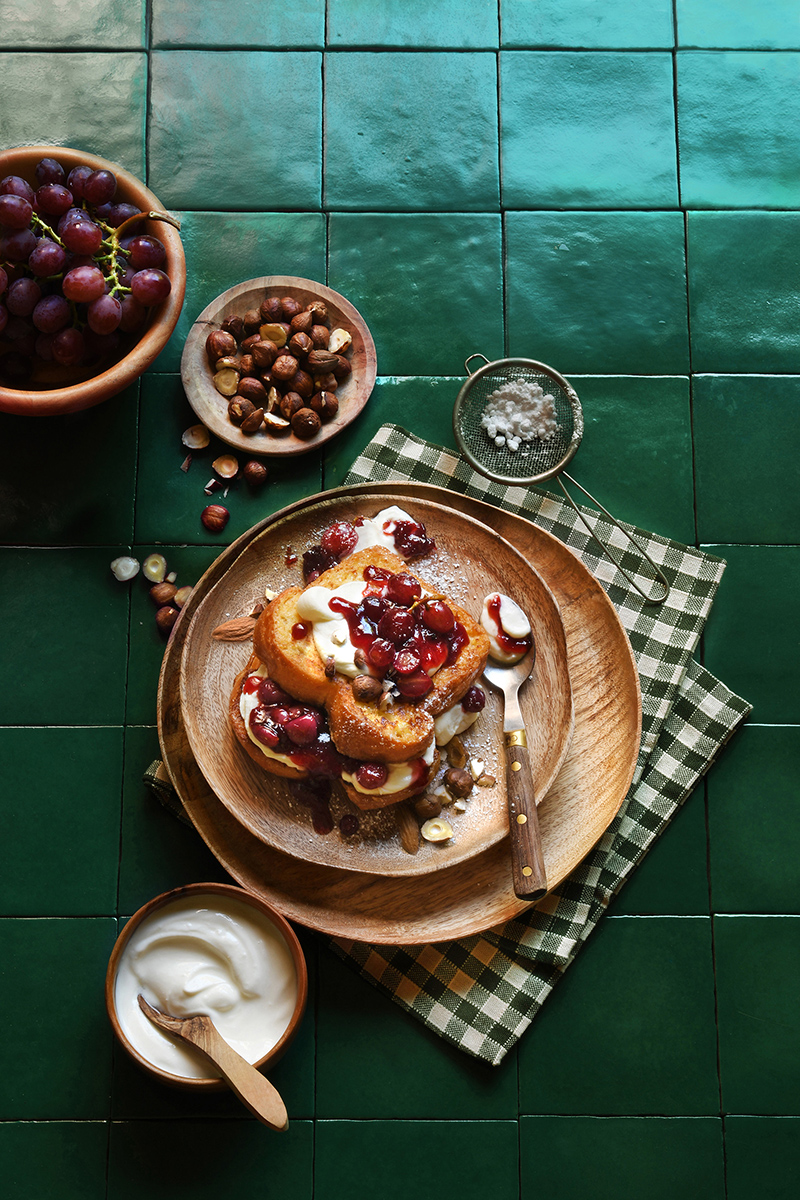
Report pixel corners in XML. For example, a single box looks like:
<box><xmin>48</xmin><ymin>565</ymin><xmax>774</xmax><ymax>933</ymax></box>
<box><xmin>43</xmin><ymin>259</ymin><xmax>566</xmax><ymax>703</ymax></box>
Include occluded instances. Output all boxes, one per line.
<box><xmin>180</xmin><ymin>494</ymin><xmax>574</xmax><ymax>877</ymax></box>
<box><xmin>158</xmin><ymin>484</ymin><xmax>641</xmax><ymax>944</ymax></box>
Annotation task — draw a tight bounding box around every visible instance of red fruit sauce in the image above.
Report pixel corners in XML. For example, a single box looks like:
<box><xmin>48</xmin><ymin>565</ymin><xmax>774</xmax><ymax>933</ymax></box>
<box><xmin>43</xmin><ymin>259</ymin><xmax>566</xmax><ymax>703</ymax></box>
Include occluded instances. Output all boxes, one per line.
<box><xmin>486</xmin><ymin>594</ymin><xmax>532</xmax><ymax>658</ymax></box>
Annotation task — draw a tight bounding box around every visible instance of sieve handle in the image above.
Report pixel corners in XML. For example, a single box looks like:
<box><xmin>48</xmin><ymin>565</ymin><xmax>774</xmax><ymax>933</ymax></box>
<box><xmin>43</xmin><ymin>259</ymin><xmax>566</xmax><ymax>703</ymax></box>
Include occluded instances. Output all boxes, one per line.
<box><xmin>464</xmin><ymin>353</ymin><xmax>491</xmax><ymax>375</ymax></box>
<box><xmin>556</xmin><ymin>474</ymin><xmax>670</xmax><ymax>604</ymax></box>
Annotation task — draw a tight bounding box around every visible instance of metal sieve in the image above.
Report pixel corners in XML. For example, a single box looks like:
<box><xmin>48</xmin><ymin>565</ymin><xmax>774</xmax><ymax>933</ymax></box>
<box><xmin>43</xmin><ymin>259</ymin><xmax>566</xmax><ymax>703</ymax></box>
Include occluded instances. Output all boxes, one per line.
<box><xmin>453</xmin><ymin>355</ymin><xmax>669</xmax><ymax>604</ymax></box>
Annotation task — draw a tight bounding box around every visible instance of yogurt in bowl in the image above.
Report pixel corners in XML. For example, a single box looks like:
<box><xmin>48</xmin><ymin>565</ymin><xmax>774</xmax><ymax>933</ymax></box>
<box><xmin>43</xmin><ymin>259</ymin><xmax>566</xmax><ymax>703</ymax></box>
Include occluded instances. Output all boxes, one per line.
<box><xmin>106</xmin><ymin>883</ymin><xmax>307</xmax><ymax>1088</ymax></box>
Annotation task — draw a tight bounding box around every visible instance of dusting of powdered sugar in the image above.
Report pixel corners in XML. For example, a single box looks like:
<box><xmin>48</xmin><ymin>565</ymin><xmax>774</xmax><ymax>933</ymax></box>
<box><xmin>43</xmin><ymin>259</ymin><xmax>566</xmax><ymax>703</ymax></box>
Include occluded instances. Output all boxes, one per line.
<box><xmin>481</xmin><ymin>379</ymin><xmax>559</xmax><ymax>452</ymax></box>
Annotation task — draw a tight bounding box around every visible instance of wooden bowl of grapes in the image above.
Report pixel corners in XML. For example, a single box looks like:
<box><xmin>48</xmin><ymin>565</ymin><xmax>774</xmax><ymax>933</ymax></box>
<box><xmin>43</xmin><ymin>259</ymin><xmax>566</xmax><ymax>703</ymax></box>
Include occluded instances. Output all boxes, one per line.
<box><xmin>0</xmin><ymin>145</ymin><xmax>186</xmax><ymax>416</ymax></box>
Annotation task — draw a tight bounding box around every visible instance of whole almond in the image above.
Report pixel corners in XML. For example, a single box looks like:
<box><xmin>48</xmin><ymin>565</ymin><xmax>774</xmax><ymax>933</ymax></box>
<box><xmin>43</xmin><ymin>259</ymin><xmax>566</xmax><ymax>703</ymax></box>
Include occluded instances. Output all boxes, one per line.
<box><xmin>211</xmin><ymin>615</ymin><xmax>258</xmax><ymax>641</ymax></box>
<box><xmin>395</xmin><ymin>804</ymin><xmax>420</xmax><ymax>855</ymax></box>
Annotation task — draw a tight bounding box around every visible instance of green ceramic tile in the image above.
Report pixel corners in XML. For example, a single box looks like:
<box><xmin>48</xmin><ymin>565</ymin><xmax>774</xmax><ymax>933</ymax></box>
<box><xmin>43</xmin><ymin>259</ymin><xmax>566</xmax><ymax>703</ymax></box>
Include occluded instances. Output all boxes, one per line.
<box><xmin>687</xmin><ymin>213</ymin><xmax>800</xmax><ymax>373</ymax></box>
<box><xmin>123</xmin><ymin>544</ymin><xmax>221</xmax><ymax>724</ymax></box>
<box><xmin>1</xmin><ymin>0</ymin><xmax>144</xmax><ymax>47</ymax></box>
<box><xmin>315</xmin><ymin>1120</ymin><xmax>519</xmax><ymax>1200</ymax></box>
<box><xmin>118</xmin><ymin>726</ymin><xmax>230</xmax><ymax>913</ymax></box>
<box><xmin>0</xmin><ymin>53</ymin><xmax>146</xmax><ymax>177</ymax></box>
<box><xmin>0</xmin><ymin>727</ymin><xmax>122</xmax><ymax>916</ymax></box>
<box><xmin>156</xmin><ymin>211</ymin><xmax>326</xmax><ymax>373</ymax></box>
<box><xmin>323</xmin><ymin>375</ymin><xmax>461</xmax><ymax>487</ymax></box>
<box><xmin>502</xmin><ymin>0</ymin><xmax>675</xmax><ymax>47</ymax></box>
<box><xmin>501</xmin><ymin>52</ymin><xmax>677</xmax><ymax>208</ymax></box>
<box><xmin>520</xmin><ymin>1117</ymin><xmax>724</xmax><ymax>1200</ymax></box>
<box><xmin>701</xmin><ymin>546</ymin><xmax>798</xmax><ymax>725</ymax></box>
<box><xmin>678</xmin><ymin>52</ymin><xmax>800</xmax><ymax>207</ymax></box>
<box><xmin>152</xmin><ymin>0</ymin><xmax>324</xmax><ymax>47</ymax></box>
<box><xmin>134</xmin><ymin>374</ymin><xmax>322</xmax><ymax>546</ymax></box>
<box><xmin>108</xmin><ymin>1119</ymin><xmax>314</xmax><ymax>1199</ymax></box>
<box><xmin>564</xmin><ymin>375</ymin><xmax>694</xmax><ymax>543</ymax></box>
<box><xmin>324</xmin><ymin>52</ymin><xmax>499</xmax><ymax>211</ymax></box>
<box><xmin>678</xmin><ymin>0</ymin><xmax>800</xmax><ymax>50</ymax></box>
<box><xmin>0</xmin><ymin>387</ymin><xmax>138</xmax><ymax>546</ymax></box>
<box><xmin>148</xmin><ymin>52</ymin><xmax>321</xmax><ymax>210</ymax></box>
<box><xmin>715</xmin><ymin>916</ymin><xmax>800</xmax><ymax>1113</ymax></box>
<box><xmin>518</xmin><ymin>916</ymin><xmax>719</xmax><ymax>1114</ymax></box>
<box><xmin>709</xmin><ymin>726</ymin><xmax>800</xmax><ymax>915</ymax></box>
<box><xmin>0</xmin><ymin>1122</ymin><xmax>108</xmax><ymax>1200</ymax></box>
<box><xmin>0</xmin><ymin>547</ymin><xmax>129</xmax><ymax>724</ymax></box>
<box><xmin>694</xmin><ymin>375</ymin><xmax>800</xmax><ymax>545</ymax></box>
<box><xmin>329</xmin><ymin>213</ymin><xmax>503</xmax><ymax>375</ymax></box>
<box><xmin>613</xmin><ymin>785</ymin><xmax>709</xmax><ymax>915</ymax></box>
<box><xmin>113</xmin><ymin>897</ymin><xmax>316</xmax><ymax>1120</ymax></box>
<box><xmin>316</xmin><ymin>949</ymin><xmax>518</xmax><ymax>1118</ymax></box>
<box><xmin>0</xmin><ymin>917</ymin><xmax>116</xmax><ymax>1118</ymax></box>
<box><xmin>725</xmin><ymin>1117</ymin><xmax>800</xmax><ymax>1200</ymax></box>
<box><xmin>506</xmin><ymin>212</ymin><xmax>689</xmax><ymax>374</ymax></box>
<box><xmin>329</xmin><ymin>0</ymin><xmax>498</xmax><ymax>46</ymax></box>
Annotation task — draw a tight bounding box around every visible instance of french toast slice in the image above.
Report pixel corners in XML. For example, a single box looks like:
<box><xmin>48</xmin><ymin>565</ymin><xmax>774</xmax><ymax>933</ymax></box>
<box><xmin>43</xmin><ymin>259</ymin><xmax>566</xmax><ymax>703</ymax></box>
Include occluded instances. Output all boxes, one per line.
<box><xmin>254</xmin><ymin>546</ymin><xmax>490</xmax><ymax>763</ymax></box>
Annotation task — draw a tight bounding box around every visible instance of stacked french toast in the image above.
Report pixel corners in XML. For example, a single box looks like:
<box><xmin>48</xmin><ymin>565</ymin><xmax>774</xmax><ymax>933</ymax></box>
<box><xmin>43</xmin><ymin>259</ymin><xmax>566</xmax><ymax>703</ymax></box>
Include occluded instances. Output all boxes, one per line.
<box><xmin>229</xmin><ymin>545</ymin><xmax>490</xmax><ymax>810</ymax></box>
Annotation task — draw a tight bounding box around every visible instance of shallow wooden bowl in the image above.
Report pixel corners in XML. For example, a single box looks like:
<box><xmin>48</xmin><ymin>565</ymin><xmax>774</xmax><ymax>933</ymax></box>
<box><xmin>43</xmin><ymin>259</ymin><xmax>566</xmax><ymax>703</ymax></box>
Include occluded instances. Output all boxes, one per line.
<box><xmin>157</xmin><ymin>483</ymin><xmax>642</xmax><ymax>944</ymax></box>
<box><xmin>0</xmin><ymin>145</ymin><xmax>186</xmax><ymax>416</ymax></box>
<box><xmin>180</xmin><ymin>276</ymin><xmax>377</xmax><ymax>456</ymax></box>
<box><xmin>179</xmin><ymin>494</ymin><xmax>574</xmax><ymax>876</ymax></box>
<box><xmin>105</xmin><ymin>882</ymin><xmax>307</xmax><ymax>1090</ymax></box>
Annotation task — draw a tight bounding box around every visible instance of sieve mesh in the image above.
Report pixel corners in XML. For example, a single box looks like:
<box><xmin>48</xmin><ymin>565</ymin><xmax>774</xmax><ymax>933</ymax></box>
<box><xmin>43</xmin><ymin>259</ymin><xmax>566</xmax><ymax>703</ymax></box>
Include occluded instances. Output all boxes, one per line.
<box><xmin>453</xmin><ymin>358</ymin><xmax>584</xmax><ymax>485</ymax></box>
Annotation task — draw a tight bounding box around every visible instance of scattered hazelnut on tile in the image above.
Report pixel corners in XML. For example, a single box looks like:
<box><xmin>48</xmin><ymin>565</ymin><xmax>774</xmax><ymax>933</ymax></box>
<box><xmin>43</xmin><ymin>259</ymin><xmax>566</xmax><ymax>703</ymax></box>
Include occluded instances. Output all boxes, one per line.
<box><xmin>201</xmin><ymin>504</ymin><xmax>230</xmax><ymax>533</ymax></box>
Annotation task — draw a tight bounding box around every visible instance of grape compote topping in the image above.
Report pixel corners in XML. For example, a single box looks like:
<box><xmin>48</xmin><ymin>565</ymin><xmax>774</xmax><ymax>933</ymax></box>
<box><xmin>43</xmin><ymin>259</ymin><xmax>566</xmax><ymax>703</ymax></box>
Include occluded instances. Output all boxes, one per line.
<box><xmin>301</xmin><ymin>514</ymin><xmax>436</xmax><ymax>583</ymax></box>
<box><xmin>0</xmin><ymin>155</ymin><xmax>178</xmax><ymax>384</ymax></box>
<box><xmin>326</xmin><ymin>567</ymin><xmax>468</xmax><ymax>699</ymax></box>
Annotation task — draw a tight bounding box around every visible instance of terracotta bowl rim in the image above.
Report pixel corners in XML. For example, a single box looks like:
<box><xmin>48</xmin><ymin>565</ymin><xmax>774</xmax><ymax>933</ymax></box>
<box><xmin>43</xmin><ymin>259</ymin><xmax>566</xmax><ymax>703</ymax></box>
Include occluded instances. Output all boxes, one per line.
<box><xmin>105</xmin><ymin>881</ymin><xmax>308</xmax><ymax>1090</ymax></box>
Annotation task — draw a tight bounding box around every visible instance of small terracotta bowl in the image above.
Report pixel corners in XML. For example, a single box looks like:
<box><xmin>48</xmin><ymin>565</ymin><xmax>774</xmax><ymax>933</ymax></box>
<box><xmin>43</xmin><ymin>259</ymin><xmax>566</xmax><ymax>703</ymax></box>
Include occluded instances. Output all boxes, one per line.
<box><xmin>105</xmin><ymin>882</ymin><xmax>307</xmax><ymax>1090</ymax></box>
<box><xmin>0</xmin><ymin>145</ymin><xmax>186</xmax><ymax>417</ymax></box>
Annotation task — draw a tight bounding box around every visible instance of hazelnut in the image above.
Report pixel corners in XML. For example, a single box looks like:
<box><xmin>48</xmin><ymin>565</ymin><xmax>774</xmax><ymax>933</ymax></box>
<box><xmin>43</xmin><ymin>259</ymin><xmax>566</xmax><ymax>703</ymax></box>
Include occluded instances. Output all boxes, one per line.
<box><xmin>214</xmin><ymin>355</ymin><xmax>242</xmax><ymax>374</ymax></box>
<box><xmin>206</xmin><ymin>329</ymin><xmax>236</xmax><ymax>363</ymax></box>
<box><xmin>243</xmin><ymin>307</ymin><xmax>262</xmax><ymax>333</ymax></box>
<box><xmin>289</xmin><ymin>331</ymin><xmax>313</xmax><ymax>358</ymax></box>
<box><xmin>328</xmin><ymin>327</ymin><xmax>352</xmax><ymax>354</ymax></box>
<box><xmin>213</xmin><ymin>367</ymin><xmax>240</xmax><ymax>397</ymax></box>
<box><xmin>310</xmin><ymin>390</ymin><xmax>339</xmax><ymax>421</ymax></box>
<box><xmin>310</xmin><ymin>324</ymin><xmax>330</xmax><ymax>349</ymax></box>
<box><xmin>307</xmin><ymin>348</ymin><xmax>339</xmax><ymax>372</ymax></box>
<box><xmin>174</xmin><ymin>585</ymin><xmax>193</xmax><ymax>608</ymax></box>
<box><xmin>266</xmin><ymin>385</ymin><xmax>282</xmax><ymax>413</ymax></box>
<box><xmin>272</xmin><ymin>353</ymin><xmax>298</xmax><ymax>381</ymax></box>
<box><xmin>238</xmin><ymin>354</ymin><xmax>257</xmax><ymax>377</ymax></box>
<box><xmin>150</xmin><ymin>581</ymin><xmax>177</xmax><ymax>607</ymax></box>
<box><xmin>182</xmin><ymin>424</ymin><xmax>210</xmax><ymax>450</ymax></box>
<box><xmin>241</xmin><ymin>406</ymin><xmax>265</xmax><ymax>434</ymax></box>
<box><xmin>305</xmin><ymin>300</ymin><xmax>329</xmax><ymax>324</ymax></box>
<box><xmin>280</xmin><ymin>391</ymin><xmax>305</xmax><ymax>420</ymax></box>
<box><xmin>291</xmin><ymin>368</ymin><xmax>314</xmax><ymax>399</ymax></box>
<box><xmin>212</xmin><ymin>454</ymin><xmax>239</xmax><ymax>479</ymax></box>
<box><xmin>313</xmin><ymin>372</ymin><xmax>338</xmax><ymax>392</ymax></box>
<box><xmin>289</xmin><ymin>309</ymin><xmax>313</xmax><ymax>334</ymax></box>
<box><xmin>221</xmin><ymin>314</ymin><xmax>245</xmax><ymax>341</ymax></box>
<box><xmin>444</xmin><ymin>767</ymin><xmax>473</xmax><ymax>799</ymax></box>
<box><xmin>228</xmin><ymin>396</ymin><xmax>256</xmax><ymax>425</ymax></box>
<box><xmin>280</xmin><ymin>296</ymin><xmax>303</xmax><ymax>321</ymax></box>
<box><xmin>414</xmin><ymin>795</ymin><xmax>442</xmax><ymax>822</ymax></box>
<box><xmin>155</xmin><ymin>605</ymin><xmax>180</xmax><ymax>634</ymax></box>
<box><xmin>291</xmin><ymin>407</ymin><xmax>321</xmax><ymax>440</ymax></box>
<box><xmin>201</xmin><ymin>504</ymin><xmax>230</xmax><ymax>533</ymax></box>
<box><xmin>420</xmin><ymin>817</ymin><xmax>454</xmax><ymax>843</ymax></box>
<box><xmin>263</xmin><ymin>412</ymin><xmax>291</xmax><ymax>435</ymax></box>
<box><xmin>237</xmin><ymin>376</ymin><xmax>267</xmax><ymax>405</ymax></box>
<box><xmin>332</xmin><ymin>353</ymin><xmax>352</xmax><ymax>381</ymax></box>
<box><xmin>260</xmin><ymin>295</ymin><xmax>282</xmax><ymax>322</ymax></box>
<box><xmin>241</xmin><ymin>333</ymin><xmax>261</xmax><ymax>353</ymax></box>
<box><xmin>143</xmin><ymin>553</ymin><xmax>168</xmax><ymax>583</ymax></box>
<box><xmin>251</xmin><ymin>339</ymin><xmax>278</xmax><ymax>369</ymax></box>
<box><xmin>243</xmin><ymin>460</ymin><xmax>269</xmax><ymax>486</ymax></box>
<box><xmin>351</xmin><ymin>674</ymin><xmax>384</xmax><ymax>703</ymax></box>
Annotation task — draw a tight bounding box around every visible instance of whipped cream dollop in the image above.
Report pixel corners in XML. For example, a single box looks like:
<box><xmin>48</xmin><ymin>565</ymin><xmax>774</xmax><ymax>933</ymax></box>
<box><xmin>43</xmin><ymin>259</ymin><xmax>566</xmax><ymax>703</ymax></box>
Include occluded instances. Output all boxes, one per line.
<box><xmin>481</xmin><ymin>592</ymin><xmax>532</xmax><ymax>665</ymax></box>
<box><xmin>434</xmin><ymin>702</ymin><xmax>481</xmax><ymax>746</ymax></box>
<box><xmin>114</xmin><ymin>894</ymin><xmax>298</xmax><ymax>1080</ymax></box>
<box><xmin>350</xmin><ymin>506</ymin><xmax>418</xmax><ymax>554</ymax></box>
<box><xmin>296</xmin><ymin>578</ymin><xmax>373</xmax><ymax>678</ymax></box>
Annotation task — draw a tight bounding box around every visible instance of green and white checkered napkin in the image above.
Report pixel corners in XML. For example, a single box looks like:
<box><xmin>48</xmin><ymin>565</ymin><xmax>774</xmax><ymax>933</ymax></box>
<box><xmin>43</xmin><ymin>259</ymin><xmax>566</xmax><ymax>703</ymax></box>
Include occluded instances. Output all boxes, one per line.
<box><xmin>324</xmin><ymin>425</ymin><xmax>751</xmax><ymax>1065</ymax></box>
<box><xmin>148</xmin><ymin>424</ymin><xmax>751</xmax><ymax>1066</ymax></box>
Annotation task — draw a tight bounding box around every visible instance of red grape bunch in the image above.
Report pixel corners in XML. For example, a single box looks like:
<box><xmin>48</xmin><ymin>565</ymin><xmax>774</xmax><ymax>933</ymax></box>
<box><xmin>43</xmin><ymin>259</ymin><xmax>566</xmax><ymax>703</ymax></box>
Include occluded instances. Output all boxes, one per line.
<box><xmin>0</xmin><ymin>154</ymin><xmax>178</xmax><ymax>385</ymax></box>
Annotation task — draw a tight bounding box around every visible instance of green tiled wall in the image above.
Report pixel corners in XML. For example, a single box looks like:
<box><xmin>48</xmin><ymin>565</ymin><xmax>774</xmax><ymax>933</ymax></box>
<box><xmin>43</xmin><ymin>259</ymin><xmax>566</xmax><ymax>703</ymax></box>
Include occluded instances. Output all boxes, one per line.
<box><xmin>1</xmin><ymin>3</ymin><xmax>798</xmax><ymax>1198</ymax></box>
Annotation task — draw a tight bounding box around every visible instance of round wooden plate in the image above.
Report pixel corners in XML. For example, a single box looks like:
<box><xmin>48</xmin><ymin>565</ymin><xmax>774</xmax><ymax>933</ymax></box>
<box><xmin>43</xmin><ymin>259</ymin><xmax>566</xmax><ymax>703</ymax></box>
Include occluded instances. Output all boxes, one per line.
<box><xmin>157</xmin><ymin>483</ymin><xmax>642</xmax><ymax>944</ymax></box>
<box><xmin>179</xmin><ymin>495</ymin><xmax>574</xmax><ymax>877</ymax></box>
<box><xmin>180</xmin><ymin>276</ymin><xmax>376</xmax><ymax>457</ymax></box>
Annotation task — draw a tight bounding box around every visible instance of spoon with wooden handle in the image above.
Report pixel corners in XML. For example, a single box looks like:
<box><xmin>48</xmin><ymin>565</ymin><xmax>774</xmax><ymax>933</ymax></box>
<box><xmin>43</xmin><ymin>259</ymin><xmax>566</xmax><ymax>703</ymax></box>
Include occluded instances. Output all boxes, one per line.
<box><xmin>138</xmin><ymin>994</ymin><xmax>288</xmax><ymax>1131</ymax></box>
<box><xmin>483</xmin><ymin>641</ymin><xmax>548</xmax><ymax>901</ymax></box>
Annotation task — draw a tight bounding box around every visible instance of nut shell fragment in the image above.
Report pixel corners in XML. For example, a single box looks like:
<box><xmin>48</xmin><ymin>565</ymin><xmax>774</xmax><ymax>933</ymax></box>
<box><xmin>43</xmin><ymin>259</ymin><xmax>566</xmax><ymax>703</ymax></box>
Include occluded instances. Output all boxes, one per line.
<box><xmin>182</xmin><ymin>424</ymin><xmax>210</xmax><ymax>450</ymax></box>
<box><xmin>213</xmin><ymin>367</ymin><xmax>240</xmax><ymax>397</ymax></box>
<box><xmin>421</xmin><ymin>818</ymin><xmax>454</xmax><ymax>843</ymax></box>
